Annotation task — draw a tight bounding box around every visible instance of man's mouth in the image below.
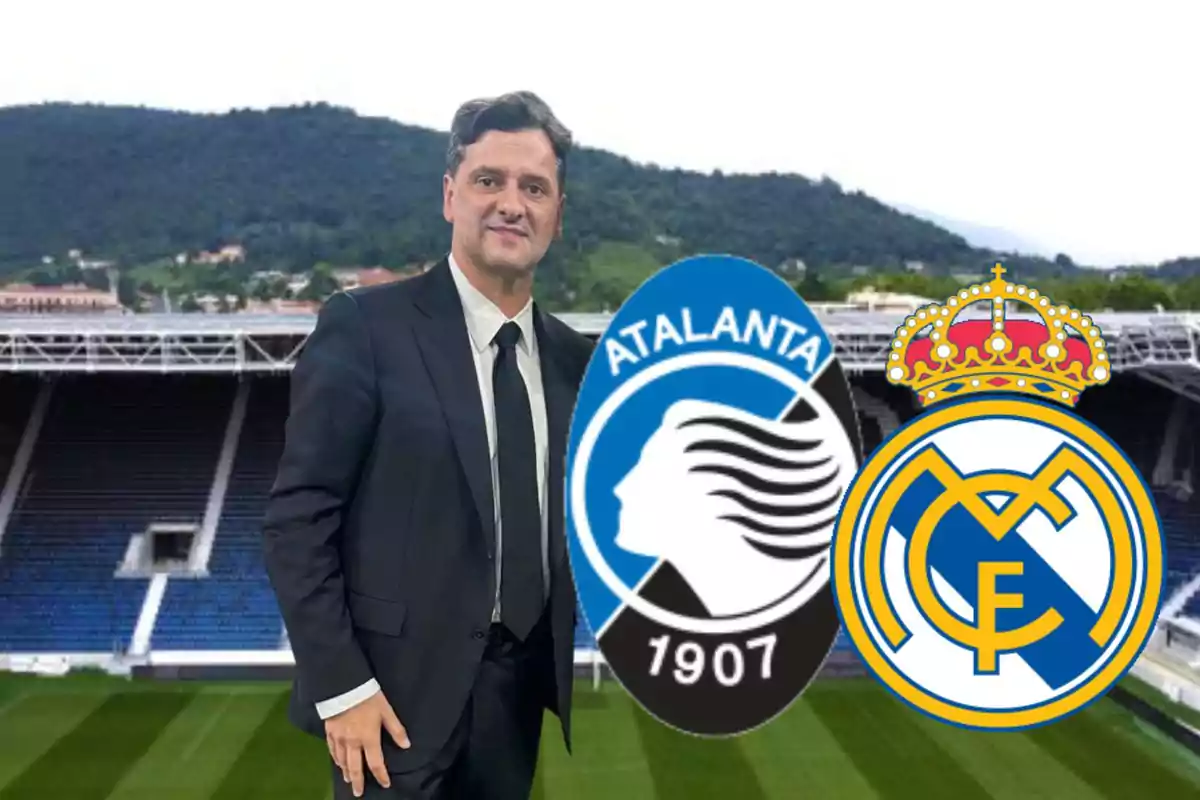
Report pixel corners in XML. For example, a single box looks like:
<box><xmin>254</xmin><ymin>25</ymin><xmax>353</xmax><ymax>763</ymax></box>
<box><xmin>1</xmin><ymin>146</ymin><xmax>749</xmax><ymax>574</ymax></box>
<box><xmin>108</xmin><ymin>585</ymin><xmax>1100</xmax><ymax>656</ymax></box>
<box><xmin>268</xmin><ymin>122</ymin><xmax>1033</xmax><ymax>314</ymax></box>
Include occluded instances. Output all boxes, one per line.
<box><xmin>488</xmin><ymin>225</ymin><xmax>528</xmax><ymax>238</ymax></box>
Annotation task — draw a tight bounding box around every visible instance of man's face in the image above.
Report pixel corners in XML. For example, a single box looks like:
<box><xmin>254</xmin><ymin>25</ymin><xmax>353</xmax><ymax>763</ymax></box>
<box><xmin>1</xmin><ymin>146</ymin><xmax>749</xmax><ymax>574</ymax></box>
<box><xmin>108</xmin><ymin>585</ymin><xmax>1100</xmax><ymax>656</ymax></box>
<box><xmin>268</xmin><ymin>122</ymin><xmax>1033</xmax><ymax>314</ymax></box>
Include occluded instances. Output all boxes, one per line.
<box><xmin>443</xmin><ymin>128</ymin><xmax>564</xmax><ymax>280</ymax></box>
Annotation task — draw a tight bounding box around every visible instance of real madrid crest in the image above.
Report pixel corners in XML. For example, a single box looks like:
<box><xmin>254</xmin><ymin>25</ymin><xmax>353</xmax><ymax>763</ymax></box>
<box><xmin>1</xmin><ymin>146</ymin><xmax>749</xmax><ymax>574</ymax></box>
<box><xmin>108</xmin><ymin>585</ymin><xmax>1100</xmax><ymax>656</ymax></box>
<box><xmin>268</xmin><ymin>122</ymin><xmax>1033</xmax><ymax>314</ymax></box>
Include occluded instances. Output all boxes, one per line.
<box><xmin>832</xmin><ymin>264</ymin><xmax>1165</xmax><ymax>731</ymax></box>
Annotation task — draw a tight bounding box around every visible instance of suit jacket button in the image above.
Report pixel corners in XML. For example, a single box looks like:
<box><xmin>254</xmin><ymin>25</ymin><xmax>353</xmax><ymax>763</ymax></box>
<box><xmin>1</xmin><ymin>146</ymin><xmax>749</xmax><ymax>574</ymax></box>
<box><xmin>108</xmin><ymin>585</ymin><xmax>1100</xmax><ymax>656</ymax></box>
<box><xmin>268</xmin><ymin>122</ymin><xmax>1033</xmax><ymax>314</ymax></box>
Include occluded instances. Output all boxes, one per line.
<box><xmin>473</xmin><ymin>630</ymin><xmax>485</xmax><ymax>639</ymax></box>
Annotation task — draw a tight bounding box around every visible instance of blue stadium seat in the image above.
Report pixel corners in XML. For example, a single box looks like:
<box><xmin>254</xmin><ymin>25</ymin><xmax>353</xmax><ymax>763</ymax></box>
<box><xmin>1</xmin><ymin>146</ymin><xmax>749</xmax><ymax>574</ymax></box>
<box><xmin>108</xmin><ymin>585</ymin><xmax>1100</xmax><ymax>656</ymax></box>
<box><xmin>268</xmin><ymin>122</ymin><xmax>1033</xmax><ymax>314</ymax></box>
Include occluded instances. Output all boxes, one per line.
<box><xmin>153</xmin><ymin>378</ymin><xmax>290</xmax><ymax>650</ymax></box>
<box><xmin>573</xmin><ymin>600</ymin><xmax>596</xmax><ymax>649</ymax></box>
<box><xmin>0</xmin><ymin>376</ymin><xmax>39</xmax><ymax>484</ymax></box>
<box><xmin>0</xmin><ymin>375</ymin><xmax>232</xmax><ymax>652</ymax></box>
<box><xmin>1156</xmin><ymin>494</ymin><xmax>1200</xmax><ymax>601</ymax></box>
<box><xmin>0</xmin><ymin>370</ymin><xmax>1190</xmax><ymax>659</ymax></box>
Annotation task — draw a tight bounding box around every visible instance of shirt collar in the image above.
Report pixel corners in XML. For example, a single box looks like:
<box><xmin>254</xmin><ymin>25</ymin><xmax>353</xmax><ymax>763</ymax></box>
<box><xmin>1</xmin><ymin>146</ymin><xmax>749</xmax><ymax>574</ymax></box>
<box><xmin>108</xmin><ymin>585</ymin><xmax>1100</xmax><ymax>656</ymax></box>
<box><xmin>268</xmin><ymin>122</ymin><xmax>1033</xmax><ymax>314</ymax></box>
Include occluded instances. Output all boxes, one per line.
<box><xmin>447</xmin><ymin>253</ymin><xmax>535</xmax><ymax>356</ymax></box>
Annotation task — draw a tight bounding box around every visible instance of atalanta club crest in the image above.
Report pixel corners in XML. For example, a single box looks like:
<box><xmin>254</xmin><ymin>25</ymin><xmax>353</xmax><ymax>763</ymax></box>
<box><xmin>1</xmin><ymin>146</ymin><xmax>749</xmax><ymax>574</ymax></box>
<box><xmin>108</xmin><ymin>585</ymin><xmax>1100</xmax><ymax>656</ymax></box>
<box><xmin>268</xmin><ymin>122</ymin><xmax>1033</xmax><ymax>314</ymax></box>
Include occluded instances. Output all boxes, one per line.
<box><xmin>565</xmin><ymin>254</ymin><xmax>863</xmax><ymax>736</ymax></box>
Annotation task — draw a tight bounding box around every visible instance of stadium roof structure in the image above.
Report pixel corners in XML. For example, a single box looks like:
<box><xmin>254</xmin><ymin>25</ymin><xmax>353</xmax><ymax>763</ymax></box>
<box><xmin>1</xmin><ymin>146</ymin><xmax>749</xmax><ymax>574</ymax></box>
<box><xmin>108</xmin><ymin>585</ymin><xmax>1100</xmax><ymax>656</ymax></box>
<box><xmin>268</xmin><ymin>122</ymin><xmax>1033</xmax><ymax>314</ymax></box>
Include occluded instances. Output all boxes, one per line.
<box><xmin>3</xmin><ymin>309</ymin><xmax>1200</xmax><ymax>402</ymax></box>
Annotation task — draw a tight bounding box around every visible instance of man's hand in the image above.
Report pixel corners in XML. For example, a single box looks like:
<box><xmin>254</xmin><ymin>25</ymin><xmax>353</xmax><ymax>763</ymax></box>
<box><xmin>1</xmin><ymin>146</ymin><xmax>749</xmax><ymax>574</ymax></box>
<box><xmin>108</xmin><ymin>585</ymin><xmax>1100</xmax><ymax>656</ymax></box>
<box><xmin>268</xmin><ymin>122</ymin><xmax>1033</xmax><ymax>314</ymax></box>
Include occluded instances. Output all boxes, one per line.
<box><xmin>325</xmin><ymin>690</ymin><xmax>410</xmax><ymax>797</ymax></box>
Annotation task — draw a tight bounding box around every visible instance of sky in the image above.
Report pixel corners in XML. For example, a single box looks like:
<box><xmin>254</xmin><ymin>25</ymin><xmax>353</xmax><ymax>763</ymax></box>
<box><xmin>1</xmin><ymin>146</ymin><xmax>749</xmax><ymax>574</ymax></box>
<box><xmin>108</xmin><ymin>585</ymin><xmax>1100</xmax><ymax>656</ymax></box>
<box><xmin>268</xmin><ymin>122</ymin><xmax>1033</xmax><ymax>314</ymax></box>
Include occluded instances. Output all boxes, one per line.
<box><xmin>3</xmin><ymin>0</ymin><xmax>1197</xmax><ymax>268</ymax></box>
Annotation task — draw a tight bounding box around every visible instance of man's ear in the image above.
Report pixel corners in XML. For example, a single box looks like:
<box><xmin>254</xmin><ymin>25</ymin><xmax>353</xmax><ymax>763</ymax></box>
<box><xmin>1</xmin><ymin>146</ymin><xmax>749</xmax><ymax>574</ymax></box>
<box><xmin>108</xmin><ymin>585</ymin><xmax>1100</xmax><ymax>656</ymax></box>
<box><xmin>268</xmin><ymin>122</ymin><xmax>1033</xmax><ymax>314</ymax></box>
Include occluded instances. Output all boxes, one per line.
<box><xmin>554</xmin><ymin>192</ymin><xmax>566</xmax><ymax>239</ymax></box>
<box><xmin>442</xmin><ymin>173</ymin><xmax>454</xmax><ymax>224</ymax></box>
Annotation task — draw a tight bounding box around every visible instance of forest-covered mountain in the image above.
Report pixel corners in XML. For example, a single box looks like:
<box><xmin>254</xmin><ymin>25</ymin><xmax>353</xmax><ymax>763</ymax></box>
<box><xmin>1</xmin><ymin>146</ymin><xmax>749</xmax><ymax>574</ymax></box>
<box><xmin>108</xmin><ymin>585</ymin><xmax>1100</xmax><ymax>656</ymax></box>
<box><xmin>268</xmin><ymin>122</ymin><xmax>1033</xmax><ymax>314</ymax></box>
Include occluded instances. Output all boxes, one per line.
<box><xmin>0</xmin><ymin>102</ymin><xmax>1189</xmax><ymax>309</ymax></box>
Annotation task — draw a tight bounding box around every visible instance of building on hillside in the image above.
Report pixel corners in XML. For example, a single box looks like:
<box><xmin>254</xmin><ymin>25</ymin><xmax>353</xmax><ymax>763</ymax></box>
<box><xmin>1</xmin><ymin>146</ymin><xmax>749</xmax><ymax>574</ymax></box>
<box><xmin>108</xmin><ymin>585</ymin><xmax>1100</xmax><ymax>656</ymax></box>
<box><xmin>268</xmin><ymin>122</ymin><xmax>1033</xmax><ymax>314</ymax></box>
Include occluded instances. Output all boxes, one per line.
<box><xmin>844</xmin><ymin>287</ymin><xmax>936</xmax><ymax>313</ymax></box>
<box><xmin>190</xmin><ymin>293</ymin><xmax>241</xmax><ymax>313</ymax></box>
<box><xmin>286</xmin><ymin>275</ymin><xmax>310</xmax><ymax>296</ymax></box>
<box><xmin>331</xmin><ymin>266</ymin><xmax>418</xmax><ymax>290</ymax></box>
<box><xmin>193</xmin><ymin>245</ymin><xmax>247</xmax><ymax>265</ymax></box>
<box><xmin>240</xmin><ymin>298</ymin><xmax>321</xmax><ymax>314</ymax></box>
<box><xmin>0</xmin><ymin>282</ymin><xmax>124</xmax><ymax>314</ymax></box>
<box><xmin>777</xmin><ymin>258</ymin><xmax>807</xmax><ymax>277</ymax></box>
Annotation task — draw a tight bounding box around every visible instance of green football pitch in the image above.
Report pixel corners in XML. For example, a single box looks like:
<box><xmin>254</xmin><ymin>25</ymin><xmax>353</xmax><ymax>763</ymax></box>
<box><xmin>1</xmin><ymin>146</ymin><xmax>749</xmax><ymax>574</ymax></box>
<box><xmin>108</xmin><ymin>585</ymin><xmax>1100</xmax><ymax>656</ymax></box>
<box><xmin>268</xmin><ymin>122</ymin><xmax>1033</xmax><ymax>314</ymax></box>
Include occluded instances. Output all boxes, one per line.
<box><xmin>1</xmin><ymin>671</ymin><xmax>1199</xmax><ymax>799</ymax></box>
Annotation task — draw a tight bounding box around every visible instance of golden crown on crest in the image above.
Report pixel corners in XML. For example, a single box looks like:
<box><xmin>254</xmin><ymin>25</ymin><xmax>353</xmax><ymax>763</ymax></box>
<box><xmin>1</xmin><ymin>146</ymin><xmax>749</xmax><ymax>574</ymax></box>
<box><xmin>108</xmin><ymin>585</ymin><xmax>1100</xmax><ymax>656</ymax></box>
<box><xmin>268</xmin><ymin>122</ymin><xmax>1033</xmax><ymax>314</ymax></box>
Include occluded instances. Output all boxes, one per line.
<box><xmin>885</xmin><ymin>264</ymin><xmax>1111</xmax><ymax>407</ymax></box>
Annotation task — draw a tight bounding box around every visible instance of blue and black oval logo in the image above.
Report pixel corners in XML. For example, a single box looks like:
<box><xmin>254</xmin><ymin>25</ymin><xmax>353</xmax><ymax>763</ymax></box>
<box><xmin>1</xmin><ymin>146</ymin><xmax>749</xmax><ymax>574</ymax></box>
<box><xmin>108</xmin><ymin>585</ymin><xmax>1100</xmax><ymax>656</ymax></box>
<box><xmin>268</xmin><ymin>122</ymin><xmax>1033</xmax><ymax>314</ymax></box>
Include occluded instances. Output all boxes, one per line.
<box><xmin>566</xmin><ymin>254</ymin><xmax>863</xmax><ymax>736</ymax></box>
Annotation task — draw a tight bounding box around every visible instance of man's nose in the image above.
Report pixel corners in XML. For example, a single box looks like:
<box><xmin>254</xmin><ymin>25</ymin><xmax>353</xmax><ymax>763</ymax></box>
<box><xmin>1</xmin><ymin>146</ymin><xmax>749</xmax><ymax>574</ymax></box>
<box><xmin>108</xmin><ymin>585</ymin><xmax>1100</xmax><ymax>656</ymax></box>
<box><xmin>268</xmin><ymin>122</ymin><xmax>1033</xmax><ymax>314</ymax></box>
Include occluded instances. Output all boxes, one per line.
<box><xmin>496</xmin><ymin>183</ymin><xmax>524</xmax><ymax>217</ymax></box>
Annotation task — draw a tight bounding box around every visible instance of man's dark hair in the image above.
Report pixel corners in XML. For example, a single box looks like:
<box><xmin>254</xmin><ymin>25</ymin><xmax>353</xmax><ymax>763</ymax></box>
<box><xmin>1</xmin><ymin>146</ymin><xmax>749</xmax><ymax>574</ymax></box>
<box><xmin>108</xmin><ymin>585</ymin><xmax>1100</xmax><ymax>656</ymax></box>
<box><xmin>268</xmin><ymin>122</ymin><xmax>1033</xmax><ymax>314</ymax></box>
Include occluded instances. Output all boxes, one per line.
<box><xmin>446</xmin><ymin>91</ymin><xmax>573</xmax><ymax>191</ymax></box>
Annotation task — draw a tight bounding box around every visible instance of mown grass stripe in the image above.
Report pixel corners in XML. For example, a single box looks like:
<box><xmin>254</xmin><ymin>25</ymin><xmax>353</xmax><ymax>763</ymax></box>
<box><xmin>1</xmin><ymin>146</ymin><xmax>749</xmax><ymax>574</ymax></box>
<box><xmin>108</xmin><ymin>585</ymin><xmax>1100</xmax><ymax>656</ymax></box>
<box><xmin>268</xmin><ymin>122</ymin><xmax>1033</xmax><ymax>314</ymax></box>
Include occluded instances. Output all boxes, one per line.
<box><xmin>0</xmin><ymin>692</ymin><xmax>30</xmax><ymax>722</ymax></box>
<box><xmin>1122</xmin><ymin>716</ymin><xmax>1200</xmax><ymax>785</ymax></box>
<box><xmin>737</xmin><ymin>694</ymin><xmax>881</xmax><ymax>799</ymax></box>
<box><xmin>631</xmin><ymin>695</ymin><xmax>766</xmax><ymax>799</ymax></box>
<box><xmin>922</xmin><ymin>715</ymin><xmax>1101</xmax><ymax>800</ymax></box>
<box><xmin>1117</xmin><ymin>676</ymin><xmax>1200</xmax><ymax>733</ymax></box>
<box><xmin>536</xmin><ymin>683</ymin><xmax>658</xmax><ymax>799</ymax></box>
<box><xmin>0</xmin><ymin>689</ymin><xmax>113</xmax><ymax>791</ymax></box>
<box><xmin>104</xmin><ymin>687</ymin><xmax>282</xmax><ymax>800</ymax></box>
<box><xmin>806</xmin><ymin>683</ymin><xmax>993</xmax><ymax>800</ymax></box>
<box><xmin>1027</xmin><ymin>700</ymin><xmax>1200</xmax><ymax>799</ymax></box>
<box><xmin>0</xmin><ymin>689</ymin><xmax>193</xmax><ymax>800</ymax></box>
<box><xmin>0</xmin><ymin>679</ymin><xmax>19</xmax><ymax>710</ymax></box>
<box><xmin>530</xmin><ymin>737</ymin><xmax>547</xmax><ymax>800</ymax></box>
<box><xmin>208</xmin><ymin>691</ymin><xmax>331</xmax><ymax>800</ymax></box>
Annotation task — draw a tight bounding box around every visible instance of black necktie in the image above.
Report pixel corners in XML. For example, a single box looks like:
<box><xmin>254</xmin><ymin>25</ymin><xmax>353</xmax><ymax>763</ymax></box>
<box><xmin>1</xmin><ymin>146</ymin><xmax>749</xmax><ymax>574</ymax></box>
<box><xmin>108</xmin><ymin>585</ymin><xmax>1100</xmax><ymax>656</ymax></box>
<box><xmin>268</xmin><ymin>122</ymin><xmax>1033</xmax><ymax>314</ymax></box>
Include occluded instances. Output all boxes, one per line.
<box><xmin>493</xmin><ymin>321</ymin><xmax>543</xmax><ymax>640</ymax></box>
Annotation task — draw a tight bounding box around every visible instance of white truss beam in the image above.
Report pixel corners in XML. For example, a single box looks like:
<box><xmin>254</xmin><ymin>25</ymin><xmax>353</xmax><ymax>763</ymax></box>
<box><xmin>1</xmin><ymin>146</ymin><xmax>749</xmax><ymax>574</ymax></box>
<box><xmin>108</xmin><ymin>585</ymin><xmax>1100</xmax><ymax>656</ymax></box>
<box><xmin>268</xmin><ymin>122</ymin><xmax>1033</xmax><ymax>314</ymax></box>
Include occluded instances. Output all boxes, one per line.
<box><xmin>0</xmin><ymin>312</ymin><xmax>1197</xmax><ymax>381</ymax></box>
<box><xmin>0</xmin><ymin>332</ymin><xmax>306</xmax><ymax>373</ymax></box>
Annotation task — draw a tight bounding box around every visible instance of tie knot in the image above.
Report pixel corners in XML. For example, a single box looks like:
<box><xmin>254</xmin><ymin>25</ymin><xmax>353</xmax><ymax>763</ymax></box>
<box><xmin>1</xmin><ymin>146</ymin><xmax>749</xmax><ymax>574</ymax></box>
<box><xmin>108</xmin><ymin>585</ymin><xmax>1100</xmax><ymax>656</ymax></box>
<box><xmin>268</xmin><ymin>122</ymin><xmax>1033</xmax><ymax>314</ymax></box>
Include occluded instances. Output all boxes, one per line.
<box><xmin>494</xmin><ymin>321</ymin><xmax>522</xmax><ymax>351</ymax></box>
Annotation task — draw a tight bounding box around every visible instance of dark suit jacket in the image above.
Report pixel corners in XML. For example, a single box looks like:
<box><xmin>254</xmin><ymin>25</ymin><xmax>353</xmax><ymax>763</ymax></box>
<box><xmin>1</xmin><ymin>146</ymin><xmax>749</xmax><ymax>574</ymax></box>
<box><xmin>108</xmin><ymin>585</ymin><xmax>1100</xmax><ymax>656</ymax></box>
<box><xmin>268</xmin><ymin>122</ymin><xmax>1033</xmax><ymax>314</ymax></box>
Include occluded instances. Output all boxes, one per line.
<box><xmin>262</xmin><ymin>257</ymin><xmax>593</xmax><ymax>771</ymax></box>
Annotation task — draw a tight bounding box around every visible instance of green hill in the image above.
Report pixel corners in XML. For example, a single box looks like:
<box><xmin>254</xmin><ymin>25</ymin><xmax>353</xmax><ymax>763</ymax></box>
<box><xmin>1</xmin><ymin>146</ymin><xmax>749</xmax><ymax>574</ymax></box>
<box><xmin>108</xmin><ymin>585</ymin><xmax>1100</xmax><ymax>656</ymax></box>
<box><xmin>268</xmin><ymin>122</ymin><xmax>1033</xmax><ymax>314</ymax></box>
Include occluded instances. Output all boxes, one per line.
<box><xmin>0</xmin><ymin>102</ymin><xmax>1086</xmax><ymax>308</ymax></box>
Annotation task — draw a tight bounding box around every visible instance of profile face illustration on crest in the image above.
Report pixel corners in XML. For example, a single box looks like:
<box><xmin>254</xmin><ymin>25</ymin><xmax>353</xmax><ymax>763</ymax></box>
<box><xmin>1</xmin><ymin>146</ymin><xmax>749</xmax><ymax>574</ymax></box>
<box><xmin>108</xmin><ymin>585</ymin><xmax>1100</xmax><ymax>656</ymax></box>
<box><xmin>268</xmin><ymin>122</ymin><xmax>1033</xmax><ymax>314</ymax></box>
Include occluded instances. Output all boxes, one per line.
<box><xmin>566</xmin><ymin>254</ymin><xmax>862</xmax><ymax>737</ymax></box>
<box><xmin>832</xmin><ymin>264</ymin><xmax>1165</xmax><ymax>731</ymax></box>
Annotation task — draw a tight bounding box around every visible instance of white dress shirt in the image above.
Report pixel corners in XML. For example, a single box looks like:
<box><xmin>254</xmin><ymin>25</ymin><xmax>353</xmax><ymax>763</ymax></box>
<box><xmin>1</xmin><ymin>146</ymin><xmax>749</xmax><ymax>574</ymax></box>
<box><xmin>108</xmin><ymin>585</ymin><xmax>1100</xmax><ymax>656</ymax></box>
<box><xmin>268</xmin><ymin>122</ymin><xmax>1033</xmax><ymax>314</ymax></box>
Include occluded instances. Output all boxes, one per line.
<box><xmin>314</xmin><ymin>254</ymin><xmax>550</xmax><ymax>720</ymax></box>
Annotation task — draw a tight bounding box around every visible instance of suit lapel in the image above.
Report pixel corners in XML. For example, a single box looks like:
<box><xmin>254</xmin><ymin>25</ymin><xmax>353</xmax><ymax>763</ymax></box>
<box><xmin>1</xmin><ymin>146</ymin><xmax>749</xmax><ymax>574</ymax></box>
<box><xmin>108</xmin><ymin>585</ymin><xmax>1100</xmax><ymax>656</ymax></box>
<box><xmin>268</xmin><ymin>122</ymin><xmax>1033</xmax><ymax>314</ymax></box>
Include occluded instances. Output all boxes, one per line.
<box><xmin>535</xmin><ymin>309</ymin><xmax>575</xmax><ymax>570</ymax></box>
<box><xmin>408</xmin><ymin>261</ymin><xmax>576</xmax><ymax>570</ymax></box>
<box><xmin>410</xmin><ymin>259</ymin><xmax>497</xmax><ymax>557</ymax></box>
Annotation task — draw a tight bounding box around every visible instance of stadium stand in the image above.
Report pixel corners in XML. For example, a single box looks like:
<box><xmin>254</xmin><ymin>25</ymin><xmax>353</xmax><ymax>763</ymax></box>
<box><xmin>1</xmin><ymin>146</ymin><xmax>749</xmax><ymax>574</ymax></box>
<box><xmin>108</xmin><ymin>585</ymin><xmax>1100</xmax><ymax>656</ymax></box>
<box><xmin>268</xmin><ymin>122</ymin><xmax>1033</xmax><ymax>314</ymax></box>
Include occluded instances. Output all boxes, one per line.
<box><xmin>0</xmin><ymin>375</ymin><xmax>231</xmax><ymax>653</ymax></box>
<box><xmin>1159</xmin><ymin>494</ymin><xmax>1200</xmax><ymax>605</ymax></box>
<box><xmin>152</xmin><ymin>377</ymin><xmax>291</xmax><ymax>650</ymax></box>
<box><xmin>0</xmin><ymin>375</ymin><xmax>39</xmax><ymax>486</ymax></box>
<box><xmin>1</xmin><ymin>309</ymin><xmax>1199</xmax><ymax>695</ymax></box>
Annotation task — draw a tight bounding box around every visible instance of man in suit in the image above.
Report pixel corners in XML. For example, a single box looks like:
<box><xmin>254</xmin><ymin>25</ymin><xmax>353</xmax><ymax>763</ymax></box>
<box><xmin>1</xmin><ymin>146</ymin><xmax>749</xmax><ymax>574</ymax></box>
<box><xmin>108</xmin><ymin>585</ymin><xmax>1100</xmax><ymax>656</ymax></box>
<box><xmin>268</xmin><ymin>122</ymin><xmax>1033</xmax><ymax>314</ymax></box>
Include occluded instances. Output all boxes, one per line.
<box><xmin>262</xmin><ymin>91</ymin><xmax>594</xmax><ymax>799</ymax></box>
